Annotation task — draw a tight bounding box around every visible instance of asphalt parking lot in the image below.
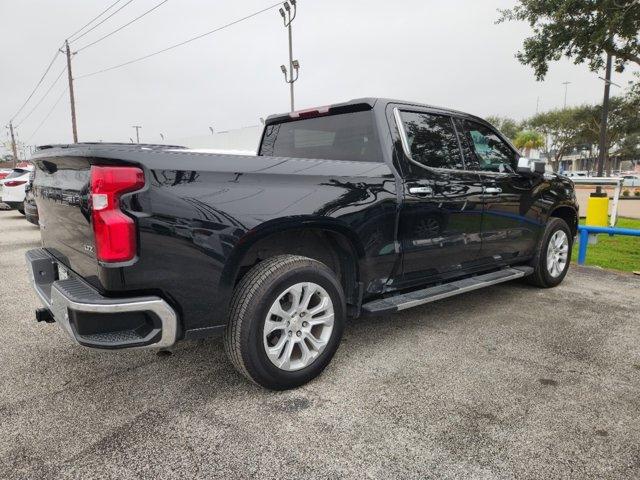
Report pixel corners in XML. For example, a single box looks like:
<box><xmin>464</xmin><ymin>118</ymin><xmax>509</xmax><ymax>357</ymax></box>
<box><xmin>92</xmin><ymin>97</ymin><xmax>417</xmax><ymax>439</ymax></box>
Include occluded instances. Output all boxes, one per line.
<box><xmin>1</xmin><ymin>209</ymin><xmax>639</xmax><ymax>480</ymax></box>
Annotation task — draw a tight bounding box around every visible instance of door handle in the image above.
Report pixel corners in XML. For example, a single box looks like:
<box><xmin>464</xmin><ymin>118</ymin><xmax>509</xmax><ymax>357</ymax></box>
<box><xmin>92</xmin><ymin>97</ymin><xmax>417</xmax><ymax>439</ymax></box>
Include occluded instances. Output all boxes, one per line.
<box><xmin>484</xmin><ymin>187</ymin><xmax>502</xmax><ymax>194</ymax></box>
<box><xmin>409</xmin><ymin>186</ymin><xmax>433</xmax><ymax>196</ymax></box>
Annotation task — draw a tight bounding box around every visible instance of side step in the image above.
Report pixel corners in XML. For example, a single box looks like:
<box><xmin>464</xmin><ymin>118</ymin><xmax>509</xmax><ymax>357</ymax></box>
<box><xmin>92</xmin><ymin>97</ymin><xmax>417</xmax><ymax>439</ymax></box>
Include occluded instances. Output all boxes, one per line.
<box><xmin>361</xmin><ymin>266</ymin><xmax>533</xmax><ymax>316</ymax></box>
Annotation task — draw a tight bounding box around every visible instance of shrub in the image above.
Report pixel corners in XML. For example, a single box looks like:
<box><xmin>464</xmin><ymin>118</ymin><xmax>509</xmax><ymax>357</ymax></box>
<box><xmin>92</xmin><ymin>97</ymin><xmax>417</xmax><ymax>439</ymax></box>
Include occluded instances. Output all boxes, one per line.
<box><xmin>635</xmin><ymin>190</ymin><xmax>640</xmax><ymax>197</ymax></box>
<box><xmin>622</xmin><ymin>189</ymin><xmax>630</xmax><ymax>197</ymax></box>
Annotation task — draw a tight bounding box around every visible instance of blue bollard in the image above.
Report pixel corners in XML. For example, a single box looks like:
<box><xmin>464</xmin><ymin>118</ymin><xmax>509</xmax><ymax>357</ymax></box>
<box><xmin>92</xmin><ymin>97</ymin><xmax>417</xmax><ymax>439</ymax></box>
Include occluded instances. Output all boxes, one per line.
<box><xmin>578</xmin><ymin>228</ymin><xmax>589</xmax><ymax>265</ymax></box>
<box><xmin>577</xmin><ymin>225</ymin><xmax>640</xmax><ymax>266</ymax></box>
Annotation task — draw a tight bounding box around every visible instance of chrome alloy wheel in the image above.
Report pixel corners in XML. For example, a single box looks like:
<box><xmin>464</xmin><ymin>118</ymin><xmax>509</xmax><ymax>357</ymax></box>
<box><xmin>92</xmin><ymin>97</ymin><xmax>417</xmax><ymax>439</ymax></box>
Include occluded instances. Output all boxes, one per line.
<box><xmin>546</xmin><ymin>230</ymin><xmax>569</xmax><ymax>278</ymax></box>
<box><xmin>263</xmin><ymin>282</ymin><xmax>335</xmax><ymax>372</ymax></box>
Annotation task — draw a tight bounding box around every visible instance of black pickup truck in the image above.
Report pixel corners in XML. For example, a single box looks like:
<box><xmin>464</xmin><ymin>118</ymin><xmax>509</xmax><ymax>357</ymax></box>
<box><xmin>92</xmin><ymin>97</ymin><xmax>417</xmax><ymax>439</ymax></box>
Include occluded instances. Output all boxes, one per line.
<box><xmin>26</xmin><ymin>98</ymin><xmax>578</xmax><ymax>390</ymax></box>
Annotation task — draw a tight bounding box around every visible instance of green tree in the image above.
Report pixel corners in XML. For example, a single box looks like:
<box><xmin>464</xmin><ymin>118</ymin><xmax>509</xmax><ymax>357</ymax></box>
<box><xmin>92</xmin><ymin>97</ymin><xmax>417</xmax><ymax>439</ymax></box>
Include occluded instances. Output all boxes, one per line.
<box><xmin>498</xmin><ymin>0</ymin><xmax>640</xmax><ymax>80</ymax></box>
<box><xmin>485</xmin><ymin>116</ymin><xmax>520</xmax><ymax>140</ymax></box>
<box><xmin>572</xmin><ymin>82</ymin><xmax>640</xmax><ymax>171</ymax></box>
<box><xmin>615</xmin><ymin>132</ymin><xmax>640</xmax><ymax>163</ymax></box>
<box><xmin>513</xmin><ymin>130</ymin><xmax>545</xmax><ymax>157</ymax></box>
<box><xmin>526</xmin><ymin>107</ymin><xmax>585</xmax><ymax>171</ymax></box>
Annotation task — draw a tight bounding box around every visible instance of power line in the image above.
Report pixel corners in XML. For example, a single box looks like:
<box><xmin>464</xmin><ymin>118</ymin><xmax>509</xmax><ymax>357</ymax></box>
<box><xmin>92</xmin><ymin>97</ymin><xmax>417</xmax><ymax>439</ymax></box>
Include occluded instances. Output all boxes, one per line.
<box><xmin>76</xmin><ymin>1</ymin><xmax>283</xmax><ymax>79</ymax></box>
<box><xmin>10</xmin><ymin>50</ymin><xmax>62</xmax><ymax>121</ymax></box>
<box><xmin>8</xmin><ymin>2</ymin><xmax>121</xmax><ymax>123</ymax></box>
<box><xmin>69</xmin><ymin>0</ymin><xmax>137</xmax><ymax>44</ymax></box>
<box><xmin>75</xmin><ymin>0</ymin><xmax>169</xmax><ymax>53</ymax></box>
<box><xmin>67</xmin><ymin>0</ymin><xmax>123</xmax><ymax>42</ymax></box>
<box><xmin>26</xmin><ymin>88</ymin><xmax>68</xmax><ymax>143</ymax></box>
<box><xmin>15</xmin><ymin>65</ymin><xmax>67</xmax><ymax>128</ymax></box>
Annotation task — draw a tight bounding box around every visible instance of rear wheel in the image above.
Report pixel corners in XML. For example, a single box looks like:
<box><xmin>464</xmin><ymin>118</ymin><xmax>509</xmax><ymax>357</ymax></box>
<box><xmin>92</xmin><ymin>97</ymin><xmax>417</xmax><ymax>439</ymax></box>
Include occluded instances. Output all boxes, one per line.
<box><xmin>527</xmin><ymin>217</ymin><xmax>572</xmax><ymax>288</ymax></box>
<box><xmin>224</xmin><ymin>255</ymin><xmax>345</xmax><ymax>390</ymax></box>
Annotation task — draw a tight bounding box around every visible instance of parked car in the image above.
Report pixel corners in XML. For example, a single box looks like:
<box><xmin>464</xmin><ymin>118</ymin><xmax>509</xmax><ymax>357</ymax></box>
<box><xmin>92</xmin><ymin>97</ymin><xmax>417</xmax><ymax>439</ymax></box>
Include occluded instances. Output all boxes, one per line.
<box><xmin>26</xmin><ymin>98</ymin><xmax>578</xmax><ymax>390</ymax></box>
<box><xmin>0</xmin><ymin>168</ymin><xmax>13</xmax><ymax>199</ymax></box>
<box><xmin>563</xmin><ymin>171</ymin><xmax>589</xmax><ymax>178</ymax></box>
<box><xmin>1</xmin><ymin>166</ymin><xmax>34</xmax><ymax>214</ymax></box>
<box><xmin>0</xmin><ymin>168</ymin><xmax>12</xmax><ymax>181</ymax></box>
<box><xmin>622</xmin><ymin>175</ymin><xmax>640</xmax><ymax>187</ymax></box>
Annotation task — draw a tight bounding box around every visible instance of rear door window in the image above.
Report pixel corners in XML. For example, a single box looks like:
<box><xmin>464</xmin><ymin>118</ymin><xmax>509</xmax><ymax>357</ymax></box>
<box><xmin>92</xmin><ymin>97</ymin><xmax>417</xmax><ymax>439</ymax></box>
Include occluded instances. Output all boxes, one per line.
<box><xmin>260</xmin><ymin>110</ymin><xmax>383</xmax><ymax>162</ymax></box>
<box><xmin>398</xmin><ymin>111</ymin><xmax>464</xmax><ymax>170</ymax></box>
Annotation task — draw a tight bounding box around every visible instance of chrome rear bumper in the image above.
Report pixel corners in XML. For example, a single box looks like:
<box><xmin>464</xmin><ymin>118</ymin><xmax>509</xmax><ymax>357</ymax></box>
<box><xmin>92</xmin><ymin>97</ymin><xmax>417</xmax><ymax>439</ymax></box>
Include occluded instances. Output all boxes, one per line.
<box><xmin>26</xmin><ymin>248</ymin><xmax>178</xmax><ymax>349</ymax></box>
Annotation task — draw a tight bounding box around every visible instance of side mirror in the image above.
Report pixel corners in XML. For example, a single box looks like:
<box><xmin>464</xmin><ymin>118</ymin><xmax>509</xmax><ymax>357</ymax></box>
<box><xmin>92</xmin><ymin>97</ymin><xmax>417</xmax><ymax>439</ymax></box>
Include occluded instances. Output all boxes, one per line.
<box><xmin>517</xmin><ymin>157</ymin><xmax>545</xmax><ymax>176</ymax></box>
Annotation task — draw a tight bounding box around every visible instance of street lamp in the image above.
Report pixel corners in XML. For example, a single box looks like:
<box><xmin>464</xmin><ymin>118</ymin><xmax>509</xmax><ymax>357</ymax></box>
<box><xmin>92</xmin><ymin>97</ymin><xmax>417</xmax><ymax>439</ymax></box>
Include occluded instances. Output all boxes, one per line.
<box><xmin>131</xmin><ymin>125</ymin><xmax>142</xmax><ymax>143</ymax></box>
<box><xmin>279</xmin><ymin>0</ymin><xmax>299</xmax><ymax>112</ymax></box>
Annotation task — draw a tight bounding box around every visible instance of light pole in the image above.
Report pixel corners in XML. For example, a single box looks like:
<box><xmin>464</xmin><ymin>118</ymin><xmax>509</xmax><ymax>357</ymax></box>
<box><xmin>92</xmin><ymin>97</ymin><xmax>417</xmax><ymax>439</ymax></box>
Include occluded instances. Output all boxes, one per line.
<box><xmin>62</xmin><ymin>40</ymin><xmax>79</xmax><ymax>143</ymax></box>
<box><xmin>596</xmin><ymin>53</ymin><xmax>613</xmax><ymax>184</ymax></box>
<box><xmin>132</xmin><ymin>125</ymin><xmax>142</xmax><ymax>143</ymax></box>
<box><xmin>562</xmin><ymin>81</ymin><xmax>571</xmax><ymax>109</ymax></box>
<box><xmin>7</xmin><ymin>122</ymin><xmax>19</xmax><ymax>166</ymax></box>
<box><xmin>279</xmin><ymin>0</ymin><xmax>299</xmax><ymax>112</ymax></box>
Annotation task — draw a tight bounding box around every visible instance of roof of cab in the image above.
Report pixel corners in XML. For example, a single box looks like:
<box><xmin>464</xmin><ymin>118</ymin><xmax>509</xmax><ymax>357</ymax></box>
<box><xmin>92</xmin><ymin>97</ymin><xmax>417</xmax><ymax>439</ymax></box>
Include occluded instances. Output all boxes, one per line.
<box><xmin>264</xmin><ymin>97</ymin><xmax>484</xmax><ymax>126</ymax></box>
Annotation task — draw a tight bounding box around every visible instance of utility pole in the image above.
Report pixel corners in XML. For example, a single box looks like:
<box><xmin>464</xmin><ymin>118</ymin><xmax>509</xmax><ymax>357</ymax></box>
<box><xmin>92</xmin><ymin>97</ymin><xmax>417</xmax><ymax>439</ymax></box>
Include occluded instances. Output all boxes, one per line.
<box><xmin>132</xmin><ymin>125</ymin><xmax>142</xmax><ymax>143</ymax></box>
<box><xmin>279</xmin><ymin>0</ymin><xmax>299</xmax><ymax>112</ymax></box>
<box><xmin>7</xmin><ymin>122</ymin><xmax>19</xmax><ymax>167</ymax></box>
<box><xmin>64</xmin><ymin>40</ymin><xmax>78</xmax><ymax>143</ymax></box>
<box><xmin>596</xmin><ymin>53</ymin><xmax>613</xmax><ymax>188</ymax></box>
<box><xmin>562</xmin><ymin>81</ymin><xmax>571</xmax><ymax>109</ymax></box>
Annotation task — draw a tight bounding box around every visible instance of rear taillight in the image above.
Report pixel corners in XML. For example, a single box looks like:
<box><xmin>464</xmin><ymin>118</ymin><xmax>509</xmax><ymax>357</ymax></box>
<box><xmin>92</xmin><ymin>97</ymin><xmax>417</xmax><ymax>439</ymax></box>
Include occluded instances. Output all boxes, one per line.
<box><xmin>90</xmin><ymin>166</ymin><xmax>145</xmax><ymax>263</ymax></box>
<box><xmin>3</xmin><ymin>180</ymin><xmax>27</xmax><ymax>187</ymax></box>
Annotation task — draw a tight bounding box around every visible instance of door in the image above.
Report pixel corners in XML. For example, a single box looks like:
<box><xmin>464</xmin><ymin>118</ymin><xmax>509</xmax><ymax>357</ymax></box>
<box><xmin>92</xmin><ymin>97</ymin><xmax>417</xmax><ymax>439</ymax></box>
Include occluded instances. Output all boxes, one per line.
<box><xmin>393</xmin><ymin>109</ymin><xmax>485</xmax><ymax>287</ymax></box>
<box><xmin>455</xmin><ymin>119</ymin><xmax>540</xmax><ymax>264</ymax></box>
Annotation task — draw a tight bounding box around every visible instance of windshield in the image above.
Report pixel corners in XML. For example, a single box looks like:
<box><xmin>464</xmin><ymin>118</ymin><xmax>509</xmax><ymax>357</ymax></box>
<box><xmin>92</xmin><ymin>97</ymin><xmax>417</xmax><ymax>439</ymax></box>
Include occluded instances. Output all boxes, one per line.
<box><xmin>260</xmin><ymin>110</ymin><xmax>382</xmax><ymax>162</ymax></box>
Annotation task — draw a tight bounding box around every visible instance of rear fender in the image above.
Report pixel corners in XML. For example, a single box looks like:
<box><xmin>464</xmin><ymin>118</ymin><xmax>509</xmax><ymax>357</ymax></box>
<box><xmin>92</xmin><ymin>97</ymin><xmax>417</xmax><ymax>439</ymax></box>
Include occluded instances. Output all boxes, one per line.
<box><xmin>221</xmin><ymin>216</ymin><xmax>366</xmax><ymax>288</ymax></box>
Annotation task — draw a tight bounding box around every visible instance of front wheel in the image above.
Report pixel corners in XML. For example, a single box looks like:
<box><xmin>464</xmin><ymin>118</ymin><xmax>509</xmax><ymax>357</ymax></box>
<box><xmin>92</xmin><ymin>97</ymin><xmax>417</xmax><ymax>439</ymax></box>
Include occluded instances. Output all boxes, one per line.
<box><xmin>224</xmin><ymin>255</ymin><xmax>345</xmax><ymax>390</ymax></box>
<box><xmin>527</xmin><ymin>217</ymin><xmax>573</xmax><ymax>288</ymax></box>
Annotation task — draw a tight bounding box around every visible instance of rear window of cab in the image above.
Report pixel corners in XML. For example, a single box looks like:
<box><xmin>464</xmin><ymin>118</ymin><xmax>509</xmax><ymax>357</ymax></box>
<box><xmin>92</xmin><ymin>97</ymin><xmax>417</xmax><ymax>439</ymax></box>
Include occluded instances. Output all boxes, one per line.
<box><xmin>260</xmin><ymin>110</ymin><xmax>383</xmax><ymax>163</ymax></box>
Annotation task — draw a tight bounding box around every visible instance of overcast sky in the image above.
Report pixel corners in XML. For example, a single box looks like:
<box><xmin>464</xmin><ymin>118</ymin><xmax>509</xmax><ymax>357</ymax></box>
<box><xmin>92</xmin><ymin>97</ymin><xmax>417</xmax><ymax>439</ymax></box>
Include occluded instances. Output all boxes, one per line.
<box><xmin>1</xmin><ymin>0</ymin><xmax>638</xmax><ymax>154</ymax></box>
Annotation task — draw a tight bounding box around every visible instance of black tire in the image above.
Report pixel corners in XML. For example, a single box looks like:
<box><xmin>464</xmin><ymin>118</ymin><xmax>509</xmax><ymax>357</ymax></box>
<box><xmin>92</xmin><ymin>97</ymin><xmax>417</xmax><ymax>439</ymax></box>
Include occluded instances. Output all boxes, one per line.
<box><xmin>224</xmin><ymin>255</ymin><xmax>345</xmax><ymax>390</ymax></box>
<box><xmin>527</xmin><ymin>217</ymin><xmax>573</xmax><ymax>288</ymax></box>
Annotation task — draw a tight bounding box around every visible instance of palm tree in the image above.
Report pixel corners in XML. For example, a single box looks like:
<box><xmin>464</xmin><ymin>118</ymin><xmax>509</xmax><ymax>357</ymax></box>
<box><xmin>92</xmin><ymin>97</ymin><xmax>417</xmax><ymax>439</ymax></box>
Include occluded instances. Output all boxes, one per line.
<box><xmin>514</xmin><ymin>130</ymin><xmax>545</xmax><ymax>158</ymax></box>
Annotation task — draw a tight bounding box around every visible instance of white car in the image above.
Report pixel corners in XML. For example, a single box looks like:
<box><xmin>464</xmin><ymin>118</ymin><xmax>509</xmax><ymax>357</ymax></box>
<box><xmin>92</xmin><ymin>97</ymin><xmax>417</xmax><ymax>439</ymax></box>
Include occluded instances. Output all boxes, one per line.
<box><xmin>1</xmin><ymin>167</ymin><xmax>34</xmax><ymax>214</ymax></box>
<box><xmin>622</xmin><ymin>175</ymin><xmax>640</xmax><ymax>187</ymax></box>
<box><xmin>563</xmin><ymin>171</ymin><xmax>589</xmax><ymax>178</ymax></box>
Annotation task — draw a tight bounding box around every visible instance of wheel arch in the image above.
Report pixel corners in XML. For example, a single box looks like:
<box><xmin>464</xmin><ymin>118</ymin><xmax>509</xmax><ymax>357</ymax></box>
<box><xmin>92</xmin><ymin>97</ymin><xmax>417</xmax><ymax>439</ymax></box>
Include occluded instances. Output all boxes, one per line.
<box><xmin>549</xmin><ymin>205</ymin><xmax>579</xmax><ymax>237</ymax></box>
<box><xmin>222</xmin><ymin>217</ymin><xmax>365</xmax><ymax>311</ymax></box>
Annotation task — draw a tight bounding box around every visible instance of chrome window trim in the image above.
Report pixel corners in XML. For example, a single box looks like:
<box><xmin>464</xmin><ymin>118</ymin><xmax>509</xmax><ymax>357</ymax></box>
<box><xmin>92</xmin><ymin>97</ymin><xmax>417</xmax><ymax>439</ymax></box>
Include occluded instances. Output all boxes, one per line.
<box><xmin>393</xmin><ymin>106</ymin><xmax>518</xmax><ymax>177</ymax></box>
<box><xmin>392</xmin><ymin>107</ymin><xmax>468</xmax><ymax>175</ymax></box>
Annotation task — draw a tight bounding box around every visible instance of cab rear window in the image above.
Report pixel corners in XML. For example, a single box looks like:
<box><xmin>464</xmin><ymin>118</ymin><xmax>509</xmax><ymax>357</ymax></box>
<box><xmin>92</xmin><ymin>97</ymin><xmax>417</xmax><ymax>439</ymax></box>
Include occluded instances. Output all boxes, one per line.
<box><xmin>260</xmin><ymin>110</ymin><xmax>383</xmax><ymax>163</ymax></box>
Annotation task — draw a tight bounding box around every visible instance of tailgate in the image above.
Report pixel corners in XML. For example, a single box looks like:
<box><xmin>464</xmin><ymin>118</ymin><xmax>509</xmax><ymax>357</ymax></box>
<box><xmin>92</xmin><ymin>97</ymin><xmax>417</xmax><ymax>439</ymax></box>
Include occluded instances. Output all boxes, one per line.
<box><xmin>33</xmin><ymin>156</ymin><xmax>99</xmax><ymax>284</ymax></box>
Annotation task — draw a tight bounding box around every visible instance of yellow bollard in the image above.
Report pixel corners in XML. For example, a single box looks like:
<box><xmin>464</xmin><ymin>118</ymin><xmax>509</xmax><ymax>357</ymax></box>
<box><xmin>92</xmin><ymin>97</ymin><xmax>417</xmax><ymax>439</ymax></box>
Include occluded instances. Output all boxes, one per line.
<box><xmin>585</xmin><ymin>194</ymin><xmax>609</xmax><ymax>227</ymax></box>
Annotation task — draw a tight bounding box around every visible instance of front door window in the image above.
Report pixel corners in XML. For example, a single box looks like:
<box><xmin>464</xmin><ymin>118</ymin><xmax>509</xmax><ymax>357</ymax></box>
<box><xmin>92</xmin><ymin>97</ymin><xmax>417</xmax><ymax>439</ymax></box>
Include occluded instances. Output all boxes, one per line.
<box><xmin>459</xmin><ymin>121</ymin><xmax>517</xmax><ymax>173</ymax></box>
